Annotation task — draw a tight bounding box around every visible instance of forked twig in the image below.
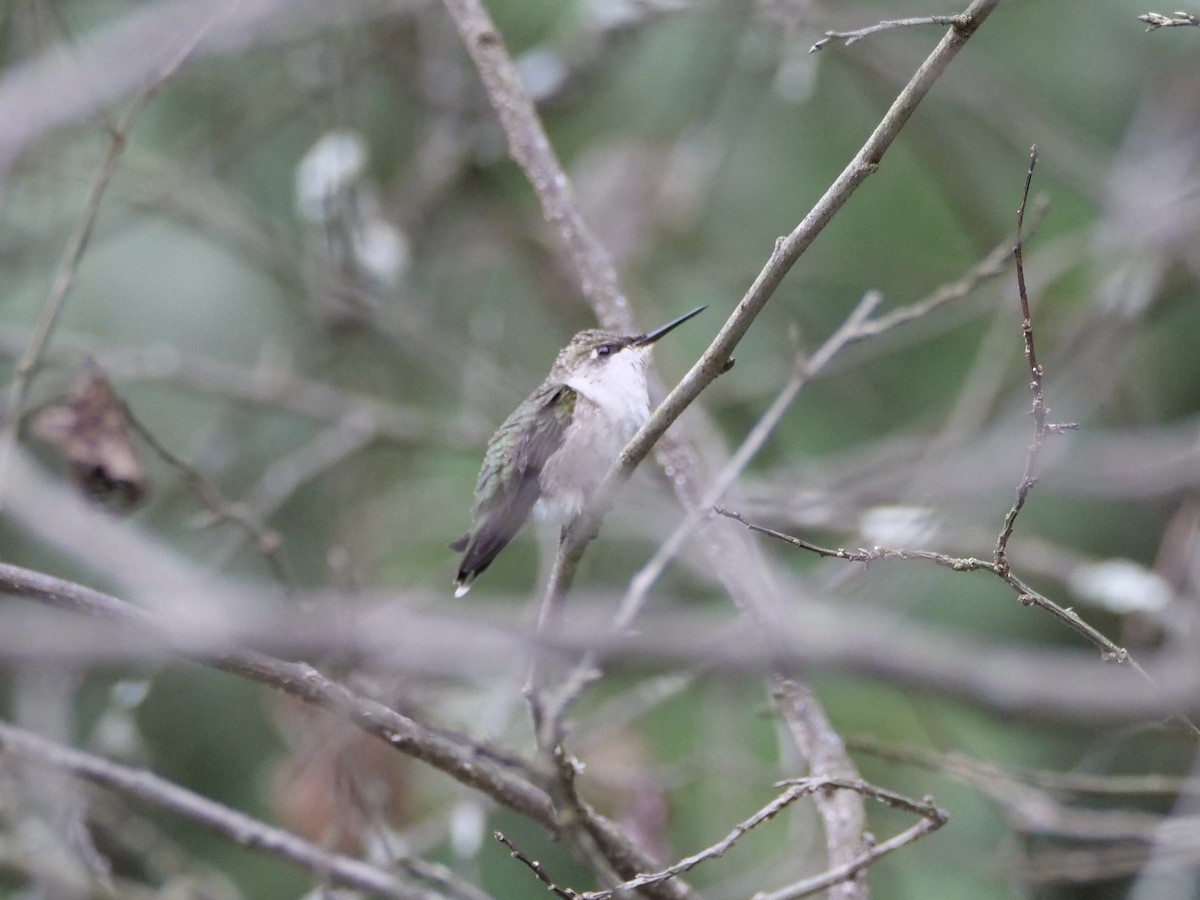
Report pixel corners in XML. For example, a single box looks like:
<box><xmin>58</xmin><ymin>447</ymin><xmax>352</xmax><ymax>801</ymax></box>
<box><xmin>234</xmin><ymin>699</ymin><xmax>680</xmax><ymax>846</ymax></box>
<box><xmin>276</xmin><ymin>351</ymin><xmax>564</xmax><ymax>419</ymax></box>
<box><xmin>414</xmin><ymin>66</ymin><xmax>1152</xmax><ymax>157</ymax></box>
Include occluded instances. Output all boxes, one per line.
<box><xmin>751</xmin><ymin>780</ymin><xmax>946</xmax><ymax>900</ymax></box>
<box><xmin>811</xmin><ymin>15</ymin><xmax>967</xmax><ymax>53</ymax></box>
<box><xmin>579</xmin><ymin>778</ymin><xmax>945</xmax><ymax>900</ymax></box>
<box><xmin>994</xmin><ymin>145</ymin><xmax>1079</xmax><ymax>573</ymax></box>
<box><xmin>716</xmin><ymin>148</ymin><xmax>1200</xmax><ymax>740</ymax></box>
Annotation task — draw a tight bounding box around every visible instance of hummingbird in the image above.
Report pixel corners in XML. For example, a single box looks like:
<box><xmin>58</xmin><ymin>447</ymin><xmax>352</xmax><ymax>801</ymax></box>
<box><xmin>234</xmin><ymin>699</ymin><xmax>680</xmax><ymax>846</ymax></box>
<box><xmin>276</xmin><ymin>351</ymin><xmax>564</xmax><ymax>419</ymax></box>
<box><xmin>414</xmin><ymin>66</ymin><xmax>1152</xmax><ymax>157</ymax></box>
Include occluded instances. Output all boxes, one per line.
<box><xmin>451</xmin><ymin>305</ymin><xmax>706</xmax><ymax>597</ymax></box>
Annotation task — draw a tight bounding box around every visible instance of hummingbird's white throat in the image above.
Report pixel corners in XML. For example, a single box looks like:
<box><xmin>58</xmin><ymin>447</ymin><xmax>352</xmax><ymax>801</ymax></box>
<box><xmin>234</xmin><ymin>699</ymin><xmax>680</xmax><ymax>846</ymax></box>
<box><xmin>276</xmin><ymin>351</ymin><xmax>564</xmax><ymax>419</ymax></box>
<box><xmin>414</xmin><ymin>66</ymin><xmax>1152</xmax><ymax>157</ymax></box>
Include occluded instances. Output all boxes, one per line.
<box><xmin>562</xmin><ymin>344</ymin><xmax>652</xmax><ymax>429</ymax></box>
<box><xmin>534</xmin><ymin>344</ymin><xmax>653</xmax><ymax>523</ymax></box>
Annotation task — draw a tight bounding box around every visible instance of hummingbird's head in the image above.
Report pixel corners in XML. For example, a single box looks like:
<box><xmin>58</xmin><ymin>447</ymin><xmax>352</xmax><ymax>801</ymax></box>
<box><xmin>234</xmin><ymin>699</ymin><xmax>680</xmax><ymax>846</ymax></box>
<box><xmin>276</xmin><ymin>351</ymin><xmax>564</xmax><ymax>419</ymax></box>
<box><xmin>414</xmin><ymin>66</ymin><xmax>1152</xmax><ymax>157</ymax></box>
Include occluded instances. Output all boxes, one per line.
<box><xmin>550</xmin><ymin>305</ymin><xmax>707</xmax><ymax>381</ymax></box>
<box><xmin>549</xmin><ymin>305</ymin><xmax>706</xmax><ymax>414</ymax></box>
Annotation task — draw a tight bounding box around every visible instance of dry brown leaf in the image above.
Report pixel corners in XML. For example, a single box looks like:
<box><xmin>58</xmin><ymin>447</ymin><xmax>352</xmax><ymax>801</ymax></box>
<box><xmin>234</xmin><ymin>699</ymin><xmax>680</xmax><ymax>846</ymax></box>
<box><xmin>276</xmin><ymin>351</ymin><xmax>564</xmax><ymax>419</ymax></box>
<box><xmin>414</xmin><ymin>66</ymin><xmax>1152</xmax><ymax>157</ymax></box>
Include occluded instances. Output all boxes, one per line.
<box><xmin>32</xmin><ymin>362</ymin><xmax>147</xmax><ymax>510</ymax></box>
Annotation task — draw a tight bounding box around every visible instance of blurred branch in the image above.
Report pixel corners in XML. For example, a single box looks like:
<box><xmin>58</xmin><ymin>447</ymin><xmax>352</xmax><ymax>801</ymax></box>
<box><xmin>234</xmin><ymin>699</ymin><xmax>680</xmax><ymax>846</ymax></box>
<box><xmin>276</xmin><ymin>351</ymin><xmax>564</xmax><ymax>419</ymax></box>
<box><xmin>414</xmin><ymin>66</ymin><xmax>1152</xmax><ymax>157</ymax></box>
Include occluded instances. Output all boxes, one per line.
<box><xmin>119</xmin><ymin>399</ymin><xmax>294</xmax><ymax>589</ymax></box>
<box><xmin>0</xmin><ymin>31</ymin><xmax>201</xmax><ymax>511</ymax></box>
<box><xmin>849</xmin><ymin>735</ymin><xmax>1200</xmax><ymax>798</ymax></box>
<box><xmin>1</xmin><ymin>562</ymin><xmax>1197</xmax><ymax>720</ymax></box>
<box><xmin>0</xmin><ymin>0</ymin><xmax>393</xmax><ymax>177</ymax></box>
<box><xmin>0</xmin><ymin>561</ymin><xmax>553</xmax><ymax>826</ymax></box>
<box><xmin>0</xmin><ymin>561</ymin><xmax>682</xmax><ymax>900</ymax></box>
<box><xmin>810</xmin><ymin>14</ymin><xmax>966</xmax><ymax>53</ymax></box>
<box><xmin>1139</xmin><ymin>11</ymin><xmax>1200</xmax><ymax>29</ymax></box>
<box><xmin>441</xmin><ymin>0</ymin><xmax>630</xmax><ymax>329</ymax></box>
<box><xmin>210</xmin><ymin>413</ymin><xmax>377</xmax><ymax>569</ymax></box>
<box><xmin>0</xmin><ymin>329</ymin><xmax>438</xmax><ymax>444</ymax></box>
<box><xmin>0</xmin><ymin>718</ymin><xmax>439</xmax><ymax>900</ymax></box>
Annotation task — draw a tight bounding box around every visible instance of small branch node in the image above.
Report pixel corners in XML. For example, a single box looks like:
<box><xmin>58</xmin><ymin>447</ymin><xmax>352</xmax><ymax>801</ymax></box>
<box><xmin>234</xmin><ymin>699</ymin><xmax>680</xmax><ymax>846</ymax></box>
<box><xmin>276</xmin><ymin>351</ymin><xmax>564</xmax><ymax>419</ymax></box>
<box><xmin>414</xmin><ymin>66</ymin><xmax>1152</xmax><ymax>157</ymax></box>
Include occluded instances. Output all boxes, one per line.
<box><xmin>494</xmin><ymin>831</ymin><xmax>579</xmax><ymax>900</ymax></box>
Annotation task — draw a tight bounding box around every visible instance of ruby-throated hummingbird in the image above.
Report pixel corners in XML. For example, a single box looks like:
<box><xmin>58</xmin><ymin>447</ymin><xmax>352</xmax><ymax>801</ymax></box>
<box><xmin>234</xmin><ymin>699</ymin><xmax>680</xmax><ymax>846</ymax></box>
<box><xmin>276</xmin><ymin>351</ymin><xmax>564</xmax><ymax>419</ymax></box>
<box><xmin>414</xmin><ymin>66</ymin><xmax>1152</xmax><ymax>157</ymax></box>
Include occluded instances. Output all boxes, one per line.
<box><xmin>451</xmin><ymin>305</ymin><xmax>706</xmax><ymax>596</ymax></box>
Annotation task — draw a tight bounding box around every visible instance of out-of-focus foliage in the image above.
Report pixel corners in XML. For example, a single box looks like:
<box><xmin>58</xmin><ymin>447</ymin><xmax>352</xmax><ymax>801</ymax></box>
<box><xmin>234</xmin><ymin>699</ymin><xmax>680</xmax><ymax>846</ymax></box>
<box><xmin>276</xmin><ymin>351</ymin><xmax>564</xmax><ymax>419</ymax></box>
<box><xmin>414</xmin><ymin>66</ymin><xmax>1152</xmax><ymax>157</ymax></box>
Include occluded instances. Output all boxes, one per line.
<box><xmin>2</xmin><ymin>0</ymin><xmax>1200</xmax><ymax>898</ymax></box>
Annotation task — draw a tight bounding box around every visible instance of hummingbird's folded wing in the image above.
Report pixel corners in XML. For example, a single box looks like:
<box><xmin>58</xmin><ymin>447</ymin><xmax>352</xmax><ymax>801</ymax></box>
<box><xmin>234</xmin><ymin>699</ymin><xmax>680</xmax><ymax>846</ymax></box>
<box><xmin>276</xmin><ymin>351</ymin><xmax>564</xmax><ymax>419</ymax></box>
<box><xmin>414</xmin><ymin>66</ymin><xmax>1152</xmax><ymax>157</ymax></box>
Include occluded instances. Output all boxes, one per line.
<box><xmin>453</xmin><ymin>383</ymin><xmax>576</xmax><ymax>594</ymax></box>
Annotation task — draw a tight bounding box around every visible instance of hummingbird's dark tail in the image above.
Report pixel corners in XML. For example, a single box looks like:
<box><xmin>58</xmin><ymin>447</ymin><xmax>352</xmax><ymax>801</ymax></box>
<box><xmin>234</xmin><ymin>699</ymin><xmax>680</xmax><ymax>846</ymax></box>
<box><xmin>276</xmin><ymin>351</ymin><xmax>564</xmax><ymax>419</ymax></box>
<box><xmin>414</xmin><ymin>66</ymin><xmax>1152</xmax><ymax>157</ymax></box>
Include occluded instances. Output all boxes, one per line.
<box><xmin>451</xmin><ymin>526</ymin><xmax>517</xmax><ymax>597</ymax></box>
<box><xmin>451</xmin><ymin>466</ymin><xmax>545</xmax><ymax>596</ymax></box>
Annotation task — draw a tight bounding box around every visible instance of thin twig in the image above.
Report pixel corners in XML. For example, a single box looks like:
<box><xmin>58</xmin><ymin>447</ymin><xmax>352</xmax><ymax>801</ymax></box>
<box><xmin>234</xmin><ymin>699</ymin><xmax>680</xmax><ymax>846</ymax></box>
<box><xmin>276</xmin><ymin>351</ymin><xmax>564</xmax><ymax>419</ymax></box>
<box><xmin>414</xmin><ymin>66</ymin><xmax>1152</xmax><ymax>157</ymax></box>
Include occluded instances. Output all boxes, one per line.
<box><xmin>0</xmin><ymin>27</ymin><xmax>203</xmax><ymax>511</ymax></box>
<box><xmin>0</xmin><ymin>718</ymin><xmax>436</xmax><ymax>900</ymax></box>
<box><xmin>583</xmin><ymin>782</ymin><xmax>814</xmax><ymax>898</ymax></box>
<box><xmin>751</xmin><ymin>779</ymin><xmax>947</xmax><ymax>900</ymax></box>
<box><xmin>811</xmin><ymin>15</ymin><xmax>967</xmax><ymax>53</ymax></box>
<box><xmin>494</xmin><ymin>831</ymin><xmax>579</xmax><ymax>899</ymax></box>
<box><xmin>715</xmin><ymin>506</ymin><xmax>1116</xmax><ymax>652</ymax></box>
<box><xmin>583</xmin><ymin>778</ymin><xmax>945</xmax><ymax>900</ymax></box>
<box><xmin>994</xmin><ymin>145</ymin><xmax>1079</xmax><ymax>570</ymax></box>
<box><xmin>714</xmin><ymin>506</ymin><xmax>1200</xmax><ymax>738</ymax></box>
<box><xmin>119</xmin><ymin>399</ymin><xmax>295</xmax><ymax>589</ymax></box>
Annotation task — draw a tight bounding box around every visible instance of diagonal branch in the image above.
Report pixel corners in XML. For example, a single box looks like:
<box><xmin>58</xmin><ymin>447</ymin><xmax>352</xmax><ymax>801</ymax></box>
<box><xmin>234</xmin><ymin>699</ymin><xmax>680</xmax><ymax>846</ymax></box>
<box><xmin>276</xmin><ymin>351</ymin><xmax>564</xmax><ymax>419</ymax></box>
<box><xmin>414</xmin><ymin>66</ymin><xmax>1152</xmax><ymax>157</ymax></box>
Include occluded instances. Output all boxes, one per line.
<box><xmin>440</xmin><ymin>0</ymin><xmax>630</xmax><ymax>329</ymax></box>
<box><xmin>0</xmin><ymin>560</ymin><xmax>683</xmax><ymax>898</ymax></box>
<box><xmin>547</xmin><ymin>0</ymin><xmax>1004</xmax><ymax>611</ymax></box>
<box><xmin>442</xmin><ymin>4</ymin><xmax>1001</xmax><ymax>898</ymax></box>
<box><xmin>0</xmin><ymin>561</ymin><xmax>553</xmax><ymax>826</ymax></box>
<box><xmin>0</xmin><ymin>718</ymin><xmax>439</xmax><ymax>900</ymax></box>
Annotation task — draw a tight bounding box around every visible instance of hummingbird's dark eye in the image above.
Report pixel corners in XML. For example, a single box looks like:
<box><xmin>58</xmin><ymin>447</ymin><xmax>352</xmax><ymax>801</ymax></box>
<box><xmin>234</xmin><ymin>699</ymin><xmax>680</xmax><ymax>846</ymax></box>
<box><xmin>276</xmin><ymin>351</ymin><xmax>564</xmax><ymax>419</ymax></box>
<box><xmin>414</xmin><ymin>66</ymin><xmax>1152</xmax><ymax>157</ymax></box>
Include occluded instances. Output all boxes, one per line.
<box><xmin>596</xmin><ymin>343</ymin><xmax>616</xmax><ymax>357</ymax></box>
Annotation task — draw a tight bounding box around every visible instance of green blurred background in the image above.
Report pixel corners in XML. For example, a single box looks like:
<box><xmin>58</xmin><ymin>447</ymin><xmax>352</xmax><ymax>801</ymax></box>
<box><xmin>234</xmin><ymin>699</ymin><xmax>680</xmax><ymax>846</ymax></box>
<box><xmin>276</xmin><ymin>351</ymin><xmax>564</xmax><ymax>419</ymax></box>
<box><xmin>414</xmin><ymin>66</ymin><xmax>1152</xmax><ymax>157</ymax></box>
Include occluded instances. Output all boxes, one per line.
<box><xmin>2</xmin><ymin>0</ymin><xmax>1199</xmax><ymax>897</ymax></box>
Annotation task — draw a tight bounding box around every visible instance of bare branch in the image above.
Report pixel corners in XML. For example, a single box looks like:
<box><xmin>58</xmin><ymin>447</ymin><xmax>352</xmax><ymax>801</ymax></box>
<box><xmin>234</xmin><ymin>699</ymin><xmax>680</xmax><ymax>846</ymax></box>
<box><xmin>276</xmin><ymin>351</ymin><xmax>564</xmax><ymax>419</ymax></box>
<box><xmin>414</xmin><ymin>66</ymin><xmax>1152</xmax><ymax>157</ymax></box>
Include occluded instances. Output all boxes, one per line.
<box><xmin>0</xmin><ymin>561</ymin><xmax>554</xmax><ymax>827</ymax></box>
<box><xmin>811</xmin><ymin>15</ymin><xmax>967</xmax><ymax>53</ymax></box>
<box><xmin>0</xmin><ymin>561</ymin><xmax>683</xmax><ymax>899</ymax></box>
<box><xmin>583</xmin><ymin>781</ymin><xmax>815</xmax><ymax>898</ymax></box>
<box><xmin>751</xmin><ymin>779</ymin><xmax>947</xmax><ymax>900</ymax></box>
<box><xmin>0</xmin><ymin>30</ymin><xmax>203</xmax><ymax>510</ymax></box>
<box><xmin>494</xmin><ymin>831</ymin><xmax>579</xmax><ymax>900</ymax></box>
<box><xmin>553</xmin><ymin>0</ymin><xmax>1003</xmax><ymax>598</ymax></box>
<box><xmin>0</xmin><ymin>718</ymin><xmax>439</xmax><ymax>900</ymax></box>
<box><xmin>118</xmin><ymin>398</ymin><xmax>294</xmax><ymax>588</ymax></box>
<box><xmin>994</xmin><ymin>145</ymin><xmax>1080</xmax><ymax>571</ymax></box>
<box><xmin>440</xmin><ymin>0</ymin><xmax>631</xmax><ymax>329</ymax></box>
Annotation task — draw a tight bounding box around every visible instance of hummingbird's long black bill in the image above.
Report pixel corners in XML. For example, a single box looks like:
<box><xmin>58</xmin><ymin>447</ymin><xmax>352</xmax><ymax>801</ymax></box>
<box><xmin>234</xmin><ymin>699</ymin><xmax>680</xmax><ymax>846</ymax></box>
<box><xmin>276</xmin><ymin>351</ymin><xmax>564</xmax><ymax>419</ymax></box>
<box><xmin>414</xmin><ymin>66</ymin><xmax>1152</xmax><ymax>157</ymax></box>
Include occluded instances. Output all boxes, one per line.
<box><xmin>632</xmin><ymin>304</ymin><xmax>707</xmax><ymax>347</ymax></box>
